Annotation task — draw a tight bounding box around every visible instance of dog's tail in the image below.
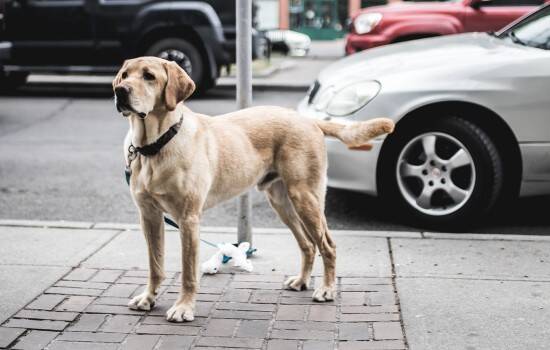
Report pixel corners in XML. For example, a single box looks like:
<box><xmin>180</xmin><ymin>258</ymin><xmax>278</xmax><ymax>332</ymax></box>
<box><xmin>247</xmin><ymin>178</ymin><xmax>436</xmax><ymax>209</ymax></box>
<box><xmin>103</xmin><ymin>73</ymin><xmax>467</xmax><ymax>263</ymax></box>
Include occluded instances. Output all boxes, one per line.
<box><xmin>315</xmin><ymin>118</ymin><xmax>395</xmax><ymax>150</ymax></box>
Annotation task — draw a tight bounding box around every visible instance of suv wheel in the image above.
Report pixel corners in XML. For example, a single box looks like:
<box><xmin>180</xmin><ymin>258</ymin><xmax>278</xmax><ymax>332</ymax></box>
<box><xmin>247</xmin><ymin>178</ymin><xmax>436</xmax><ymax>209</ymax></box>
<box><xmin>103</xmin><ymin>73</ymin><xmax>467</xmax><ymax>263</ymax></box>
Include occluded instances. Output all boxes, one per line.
<box><xmin>0</xmin><ymin>71</ymin><xmax>29</xmax><ymax>91</ymax></box>
<box><xmin>145</xmin><ymin>38</ymin><xmax>204</xmax><ymax>90</ymax></box>
<box><xmin>378</xmin><ymin>116</ymin><xmax>503</xmax><ymax>230</ymax></box>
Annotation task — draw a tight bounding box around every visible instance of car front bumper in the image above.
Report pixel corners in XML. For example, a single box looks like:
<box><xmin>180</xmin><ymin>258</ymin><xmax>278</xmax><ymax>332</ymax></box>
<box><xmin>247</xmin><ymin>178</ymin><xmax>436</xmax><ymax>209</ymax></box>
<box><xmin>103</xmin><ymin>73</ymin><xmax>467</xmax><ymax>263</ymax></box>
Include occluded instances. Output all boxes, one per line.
<box><xmin>345</xmin><ymin>33</ymin><xmax>389</xmax><ymax>55</ymax></box>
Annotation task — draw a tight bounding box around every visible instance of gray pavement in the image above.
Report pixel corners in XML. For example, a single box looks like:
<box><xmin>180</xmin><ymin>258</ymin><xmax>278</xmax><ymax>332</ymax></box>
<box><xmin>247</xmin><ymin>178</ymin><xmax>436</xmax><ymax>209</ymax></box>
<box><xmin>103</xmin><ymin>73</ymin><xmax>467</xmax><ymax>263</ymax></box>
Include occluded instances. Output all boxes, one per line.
<box><xmin>1</xmin><ymin>221</ymin><xmax>550</xmax><ymax>349</ymax></box>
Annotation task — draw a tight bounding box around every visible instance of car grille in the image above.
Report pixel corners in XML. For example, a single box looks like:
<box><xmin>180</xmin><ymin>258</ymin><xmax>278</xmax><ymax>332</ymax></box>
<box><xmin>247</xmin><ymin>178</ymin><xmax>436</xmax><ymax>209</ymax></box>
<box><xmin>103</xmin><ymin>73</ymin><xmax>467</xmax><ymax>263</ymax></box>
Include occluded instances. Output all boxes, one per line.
<box><xmin>308</xmin><ymin>80</ymin><xmax>320</xmax><ymax>105</ymax></box>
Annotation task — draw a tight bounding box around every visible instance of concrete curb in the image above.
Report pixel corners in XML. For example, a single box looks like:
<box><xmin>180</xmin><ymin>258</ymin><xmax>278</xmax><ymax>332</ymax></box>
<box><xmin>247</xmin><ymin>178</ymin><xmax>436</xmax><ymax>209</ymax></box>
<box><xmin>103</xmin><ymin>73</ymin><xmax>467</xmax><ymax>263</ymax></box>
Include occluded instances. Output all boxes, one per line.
<box><xmin>1</xmin><ymin>219</ymin><xmax>550</xmax><ymax>242</ymax></box>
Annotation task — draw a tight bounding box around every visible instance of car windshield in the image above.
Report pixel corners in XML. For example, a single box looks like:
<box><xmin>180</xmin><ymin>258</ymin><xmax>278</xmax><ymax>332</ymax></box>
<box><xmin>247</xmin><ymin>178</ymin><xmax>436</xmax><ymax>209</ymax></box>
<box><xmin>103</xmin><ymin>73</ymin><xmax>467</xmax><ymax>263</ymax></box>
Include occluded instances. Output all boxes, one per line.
<box><xmin>498</xmin><ymin>4</ymin><xmax>550</xmax><ymax>50</ymax></box>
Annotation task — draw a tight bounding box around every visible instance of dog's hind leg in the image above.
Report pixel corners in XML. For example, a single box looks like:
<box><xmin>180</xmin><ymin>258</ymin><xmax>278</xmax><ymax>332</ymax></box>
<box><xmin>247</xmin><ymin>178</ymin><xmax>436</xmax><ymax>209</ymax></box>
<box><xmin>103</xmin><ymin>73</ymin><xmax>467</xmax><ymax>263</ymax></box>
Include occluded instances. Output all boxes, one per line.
<box><xmin>266</xmin><ymin>181</ymin><xmax>316</xmax><ymax>291</ymax></box>
<box><xmin>128</xmin><ymin>207</ymin><xmax>165</xmax><ymax>311</ymax></box>
<box><xmin>286</xmin><ymin>184</ymin><xmax>336</xmax><ymax>302</ymax></box>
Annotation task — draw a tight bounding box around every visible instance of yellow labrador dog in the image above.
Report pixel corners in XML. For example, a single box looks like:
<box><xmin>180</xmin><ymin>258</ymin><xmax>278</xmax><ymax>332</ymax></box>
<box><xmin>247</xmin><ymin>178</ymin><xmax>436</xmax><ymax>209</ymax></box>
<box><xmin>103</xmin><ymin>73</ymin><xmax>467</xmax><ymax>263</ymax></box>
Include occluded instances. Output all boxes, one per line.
<box><xmin>113</xmin><ymin>57</ymin><xmax>394</xmax><ymax>322</ymax></box>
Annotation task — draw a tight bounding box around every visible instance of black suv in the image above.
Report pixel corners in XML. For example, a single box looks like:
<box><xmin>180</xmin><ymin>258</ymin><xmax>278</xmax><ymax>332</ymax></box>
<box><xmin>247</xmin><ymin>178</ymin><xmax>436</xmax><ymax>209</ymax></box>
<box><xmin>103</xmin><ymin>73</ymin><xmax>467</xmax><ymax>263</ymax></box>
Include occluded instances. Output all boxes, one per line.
<box><xmin>0</xmin><ymin>0</ymin><xmax>266</xmax><ymax>92</ymax></box>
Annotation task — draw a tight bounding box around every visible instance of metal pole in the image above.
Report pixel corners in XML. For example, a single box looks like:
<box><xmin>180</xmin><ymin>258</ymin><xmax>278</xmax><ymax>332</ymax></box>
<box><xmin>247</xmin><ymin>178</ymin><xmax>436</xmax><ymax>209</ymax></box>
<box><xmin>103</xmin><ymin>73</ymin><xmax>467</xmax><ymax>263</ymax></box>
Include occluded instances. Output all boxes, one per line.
<box><xmin>236</xmin><ymin>0</ymin><xmax>253</xmax><ymax>246</ymax></box>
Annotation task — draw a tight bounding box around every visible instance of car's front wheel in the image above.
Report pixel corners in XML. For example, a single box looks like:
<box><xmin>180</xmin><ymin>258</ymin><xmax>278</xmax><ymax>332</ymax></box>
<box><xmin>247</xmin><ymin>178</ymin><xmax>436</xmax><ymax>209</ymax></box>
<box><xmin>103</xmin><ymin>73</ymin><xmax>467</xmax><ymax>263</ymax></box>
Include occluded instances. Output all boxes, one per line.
<box><xmin>378</xmin><ymin>116</ymin><xmax>503</xmax><ymax>230</ymax></box>
<box><xmin>145</xmin><ymin>38</ymin><xmax>206</xmax><ymax>92</ymax></box>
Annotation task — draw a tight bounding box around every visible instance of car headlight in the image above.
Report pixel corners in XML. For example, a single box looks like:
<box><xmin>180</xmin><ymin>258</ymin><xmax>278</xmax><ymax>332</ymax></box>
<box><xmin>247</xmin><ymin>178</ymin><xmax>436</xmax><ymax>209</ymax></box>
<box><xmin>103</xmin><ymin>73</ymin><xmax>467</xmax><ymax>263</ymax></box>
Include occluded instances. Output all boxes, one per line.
<box><xmin>324</xmin><ymin>81</ymin><xmax>381</xmax><ymax>117</ymax></box>
<box><xmin>354</xmin><ymin>13</ymin><xmax>382</xmax><ymax>35</ymax></box>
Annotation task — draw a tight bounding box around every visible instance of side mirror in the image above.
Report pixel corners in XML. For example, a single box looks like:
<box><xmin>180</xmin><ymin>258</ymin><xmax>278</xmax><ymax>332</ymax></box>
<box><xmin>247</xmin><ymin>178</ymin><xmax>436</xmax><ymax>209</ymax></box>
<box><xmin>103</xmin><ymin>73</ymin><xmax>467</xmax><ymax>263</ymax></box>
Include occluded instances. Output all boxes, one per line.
<box><xmin>471</xmin><ymin>0</ymin><xmax>493</xmax><ymax>9</ymax></box>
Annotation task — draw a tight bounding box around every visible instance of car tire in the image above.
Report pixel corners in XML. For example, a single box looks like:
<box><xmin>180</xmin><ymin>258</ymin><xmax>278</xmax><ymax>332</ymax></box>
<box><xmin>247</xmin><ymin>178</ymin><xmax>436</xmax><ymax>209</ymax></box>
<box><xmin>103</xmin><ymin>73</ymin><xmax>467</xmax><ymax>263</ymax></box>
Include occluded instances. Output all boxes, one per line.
<box><xmin>378</xmin><ymin>116</ymin><xmax>503</xmax><ymax>230</ymax></box>
<box><xmin>145</xmin><ymin>38</ymin><xmax>205</xmax><ymax>92</ymax></box>
<box><xmin>0</xmin><ymin>71</ymin><xmax>29</xmax><ymax>91</ymax></box>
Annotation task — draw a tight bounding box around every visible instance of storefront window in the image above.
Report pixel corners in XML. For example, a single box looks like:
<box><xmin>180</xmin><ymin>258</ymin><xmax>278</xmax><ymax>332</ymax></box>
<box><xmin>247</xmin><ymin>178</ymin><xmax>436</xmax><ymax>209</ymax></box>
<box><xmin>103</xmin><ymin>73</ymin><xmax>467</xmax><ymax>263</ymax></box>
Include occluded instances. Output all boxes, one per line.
<box><xmin>290</xmin><ymin>0</ymin><xmax>344</xmax><ymax>39</ymax></box>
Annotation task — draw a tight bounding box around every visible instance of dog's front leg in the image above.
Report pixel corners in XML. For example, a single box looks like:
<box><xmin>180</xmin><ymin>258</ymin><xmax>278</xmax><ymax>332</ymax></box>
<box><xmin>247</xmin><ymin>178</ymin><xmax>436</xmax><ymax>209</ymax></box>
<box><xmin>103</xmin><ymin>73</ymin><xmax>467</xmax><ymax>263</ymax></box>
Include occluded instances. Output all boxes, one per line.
<box><xmin>166</xmin><ymin>214</ymin><xmax>200</xmax><ymax>322</ymax></box>
<box><xmin>128</xmin><ymin>207</ymin><xmax>165</xmax><ymax>311</ymax></box>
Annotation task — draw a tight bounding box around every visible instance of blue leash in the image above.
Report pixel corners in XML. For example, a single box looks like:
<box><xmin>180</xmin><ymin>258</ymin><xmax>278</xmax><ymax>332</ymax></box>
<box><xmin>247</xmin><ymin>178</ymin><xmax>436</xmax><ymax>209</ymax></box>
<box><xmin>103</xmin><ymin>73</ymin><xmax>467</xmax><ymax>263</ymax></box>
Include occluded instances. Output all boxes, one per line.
<box><xmin>125</xmin><ymin>169</ymin><xmax>256</xmax><ymax>263</ymax></box>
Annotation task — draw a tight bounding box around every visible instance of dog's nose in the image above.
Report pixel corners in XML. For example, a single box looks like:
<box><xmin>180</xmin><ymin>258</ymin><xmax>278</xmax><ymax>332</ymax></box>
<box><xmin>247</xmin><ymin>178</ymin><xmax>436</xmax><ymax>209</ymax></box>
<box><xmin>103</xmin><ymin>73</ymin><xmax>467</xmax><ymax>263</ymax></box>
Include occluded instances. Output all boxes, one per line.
<box><xmin>115</xmin><ymin>85</ymin><xmax>131</xmax><ymax>101</ymax></box>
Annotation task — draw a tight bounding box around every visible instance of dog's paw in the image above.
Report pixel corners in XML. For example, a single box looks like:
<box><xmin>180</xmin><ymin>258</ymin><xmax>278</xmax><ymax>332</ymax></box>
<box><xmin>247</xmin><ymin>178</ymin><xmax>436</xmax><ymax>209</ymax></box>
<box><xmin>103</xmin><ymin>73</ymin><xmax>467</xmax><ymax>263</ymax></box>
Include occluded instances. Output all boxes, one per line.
<box><xmin>166</xmin><ymin>302</ymin><xmax>194</xmax><ymax>322</ymax></box>
<box><xmin>312</xmin><ymin>285</ymin><xmax>335</xmax><ymax>302</ymax></box>
<box><xmin>284</xmin><ymin>275</ymin><xmax>309</xmax><ymax>291</ymax></box>
<box><xmin>128</xmin><ymin>292</ymin><xmax>156</xmax><ymax>311</ymax></box>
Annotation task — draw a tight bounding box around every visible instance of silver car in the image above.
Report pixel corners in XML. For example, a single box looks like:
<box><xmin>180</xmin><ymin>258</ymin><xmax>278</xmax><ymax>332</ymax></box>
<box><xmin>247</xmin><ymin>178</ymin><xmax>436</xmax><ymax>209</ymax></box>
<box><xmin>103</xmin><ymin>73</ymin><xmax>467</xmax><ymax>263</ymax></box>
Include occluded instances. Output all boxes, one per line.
<box><xmin>298</xmin><ymin>4</ymin><xmax>550</xmax><ymax>229</ymax></box>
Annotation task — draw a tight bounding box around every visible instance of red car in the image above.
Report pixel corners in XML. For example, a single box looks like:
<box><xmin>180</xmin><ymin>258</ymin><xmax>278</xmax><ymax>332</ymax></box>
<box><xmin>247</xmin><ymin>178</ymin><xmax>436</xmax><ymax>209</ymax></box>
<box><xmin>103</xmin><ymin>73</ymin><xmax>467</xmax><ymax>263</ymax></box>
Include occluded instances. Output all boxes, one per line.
<box><xmin>346</xmin><ymin>0</ymin><xmax>547</xmax><ymax>54</ymax></box>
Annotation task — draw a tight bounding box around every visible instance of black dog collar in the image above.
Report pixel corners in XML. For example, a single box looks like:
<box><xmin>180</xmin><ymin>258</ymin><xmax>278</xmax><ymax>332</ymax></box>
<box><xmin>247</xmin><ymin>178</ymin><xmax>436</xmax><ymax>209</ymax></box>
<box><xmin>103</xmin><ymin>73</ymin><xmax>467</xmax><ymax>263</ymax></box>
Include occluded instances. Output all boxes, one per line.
<box><xmin>130</xmin><ymin>115</ymin><xmax>183</xmax><ymax>158</ymax></box>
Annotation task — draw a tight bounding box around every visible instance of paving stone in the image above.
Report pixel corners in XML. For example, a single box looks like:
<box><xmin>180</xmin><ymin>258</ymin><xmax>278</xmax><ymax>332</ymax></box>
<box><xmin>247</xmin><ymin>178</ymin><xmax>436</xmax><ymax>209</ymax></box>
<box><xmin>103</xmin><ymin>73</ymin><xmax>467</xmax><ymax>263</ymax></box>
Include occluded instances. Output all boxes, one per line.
<box><xmin>117</xmin><ymin>276</ymin><xmax>149</xmax><ymax>284</ymax></box>
<box><xmin>56</xmin><ymin>331</ymin><xmax>126</xmax><ymax>342</ymax></box>
<box><xmin>47</xmin><ymin>341</ymin><xmax>118</xmax><ymax>350</ymax></box>
<box><xmin>102</xmin><ymin>284</ymin><xmax>140</xmax><ymax>298</ymax></box>
<box><xmin>341</xmin><ymin>285</ymin><xmax>395</xmax><ymax>293</ymax></box>
<box><xmin>308</xmin><ymin>305</ymin><xmax>336</xmax><ymax>322</ymax></box>
<box><xmin>196</xmin><ymin>286</ymin><xmax>224</xmax><ymax>294</ymax></box>
<box><xmin>372</xmin><ymin>322</ymin><xmax>403</xmax><ymax>340</ymax></box>
<box><xmin>341</xmin><ymin>314</ymin><xmax>400</xmax><ymax>322</ymax></box>
<box><xmin>55</xmin><ymin>280</ymin><xmax>110</xmax><ymax>290</ymax></box>
<box><xmin>200</xmin><ymin>274</ymin><xmax>231</xmax><ymax>287</ymax></box>
<box><xmin>195</xmin><ymin>293</ymin><xmax>221</xmax><ymax>302</ymax></box>
<box><xmin>204</xmin><ymin>318</ymin><xmax>238</xmax><ymax>337</ymax></box>
<box><xmin>156</xmin><ymin>335</ymin><xmax>194</xmax><ymax>350</ymax></box>
<box><xmin>341</xmin><ymin>306</ymin><xmax>399</xmax><ymax>314</ymax></box>
<box><xmin>68</xmin><ymin>314</ymin><xmax>107</xmax><ymax>332</ymax></box>
<box><xmin>56</xmin><ymin>296</ymin><xmax>95</xmax><ymax>312</ymax></box>
<box><xmin>341</xmin><ymin>292</ymin><xmax>366</xmax><ymax>305</ymax></box>
<box><xmin>94</xmin><ymin>297</ymin><xmax>129</xmax><ymax>306</ymax></box>
<box><xmin>339</xmin><ymin>323</ymin><xmax>370</xmax><ymax>341</ymax></box>
<box><xmin>233</xmin><ymin>275</ymin><xmax>285</xmax><ymax>282</ymax></box>
<box><xmin>91</xmin><ymin>270</ymin><xmax>124</xmax><ymax>283</ymax></box>
<box><xmin>120</xmin><ymin>334</ymin><xmax>160</xmax><ymax>350</ymax></box>
<box><xmin>275</xmin><ymin>305</ymin><xmax>307</xmax><ymax>321</ymax></box>
<box><xmin>135</xmin><ymin>324</ymin><xmax>200</xmax><ymax>336</ymax></box>
<box><xmin>14</xmin><ymin>310</ymin><xmax>78</xmax><ymax>322</ymax></box>
<box><xmin>212</xmin><ymin>310</ymin><xmax>272</xmax><ymax>320</ymax></box>
<box><xmin>341</xmin><ymin>278</ymin><xmax>393</xmax><ymax>285</ymax></box>
<box><xmin>236</xmin><ymin>320</ymin><xmax>270</xmax><ymax>338</ymax></box>
<box><xmin>11</xmin><ymin>330</ymin><xmax>58</xmax><ymax>350</ymax></box>
<box><xmin>273</xmin><ymin>320</ymin><xmax>334</xmax><ymax>331</ymax></box>
<box><xmin>197</xmin><ymin>336</ymin><xmax>263</xmax><ymax>348</ymax></box>
<box><xmin>46</xmin><ymin>287</ymin><xmax>103</xmax><ymax>297</ymax></box>
<box><xmin>303</xmin><ymin>340</ymin><xmax>334</xmax><ymax>350</ymax></box>
<box><xmin>279</xmin><ymin>297</ymin><xmax>325</xmax><ymax>305</ymax></box>
<box><xmin>217</xmin><ymin>302</ymin><xmax>276</xmax><ymax>312</ymax></box>
<box><xmin>250</xmin><ymin>290</ymin><xmax>280</xmax><ymax>304</ymax></box>
<box><xmin>0</xmin><ymin>327</ymin><xmax>25</xmax><ymax>348</ymax></box>
<box><xmin>266</xmin><ymin>339</ymin><xmax>298</xmax><ymax>350</ymax></box>
<box><xmin>366</xmin><ymin>292</ymin><xmax>396</xmax><ymax>306</ymax></box>
<box><xmin>64</xmin><ymin>268</ymin><xmax>97</xmax><ymax>281</ymax></box>
<box><xmin>100</xmin><ymin>315</ymin><xmax>140</xmax><ymax>333</ymax></box>
<box><xmin>4</xmin><ymin>319</ymin><xmax>68</xmax><ymax>331</ymax></box>
<box><xmin>231</xmin><ymin>282</ymin><xmax>281</xmax><ymax>290</ymax></box>
<box><xmin>338</xmin><ymin>340</ymin><xmax>406</xmax><ymax>350</ymax></box>
<box><xmin>270</xmin><ymin>329</ymin><xmax>334</xmax><ymax>340</ymax></box>
<box><xmin>196</xmin><ymin>302</ymin><xmax>214</xmax><ymax>317</ymax></box>
<box><xmin>26</xmin><ymin>295</ymin><xmax>66</xmax><ymax>311</ymax></box>
<box><xmin>85</xmin><ymin>304</ymin><xmax>145</xmax><ymax>315</ymax></box>
<box><xmin>221</xmin><ymin>290</ymin><xmax>251</xmax><ymax>302</ymax></box>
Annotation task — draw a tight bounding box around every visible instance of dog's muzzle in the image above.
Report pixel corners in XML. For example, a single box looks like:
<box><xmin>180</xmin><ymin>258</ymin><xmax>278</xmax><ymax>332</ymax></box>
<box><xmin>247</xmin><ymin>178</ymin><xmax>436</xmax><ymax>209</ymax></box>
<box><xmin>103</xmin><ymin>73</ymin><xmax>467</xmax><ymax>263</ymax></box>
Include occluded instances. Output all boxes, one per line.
<box><xmin>114</xmin><ymin>86</ymin><xmax>147</xmax><ymax>118</ymax></box>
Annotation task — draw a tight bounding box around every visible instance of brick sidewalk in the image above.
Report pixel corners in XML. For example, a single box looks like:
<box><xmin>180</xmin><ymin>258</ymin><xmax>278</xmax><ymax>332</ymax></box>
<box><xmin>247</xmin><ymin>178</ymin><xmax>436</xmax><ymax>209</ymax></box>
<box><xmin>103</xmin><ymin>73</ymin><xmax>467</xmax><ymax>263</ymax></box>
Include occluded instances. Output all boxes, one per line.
<box><xmin>0</xmin><ymin>268</ymin><xmax>406</xmax><ymax>350</ymax></box>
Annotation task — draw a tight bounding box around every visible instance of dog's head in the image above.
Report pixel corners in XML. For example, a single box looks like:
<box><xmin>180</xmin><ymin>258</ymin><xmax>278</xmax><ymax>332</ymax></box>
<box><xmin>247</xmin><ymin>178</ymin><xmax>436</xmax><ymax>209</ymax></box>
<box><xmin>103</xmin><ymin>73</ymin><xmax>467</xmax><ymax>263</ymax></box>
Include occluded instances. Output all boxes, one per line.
<box><xmin>112</xmin><ymin>56</ymin><xmax>195</xmax><ymax>118</ymax></box>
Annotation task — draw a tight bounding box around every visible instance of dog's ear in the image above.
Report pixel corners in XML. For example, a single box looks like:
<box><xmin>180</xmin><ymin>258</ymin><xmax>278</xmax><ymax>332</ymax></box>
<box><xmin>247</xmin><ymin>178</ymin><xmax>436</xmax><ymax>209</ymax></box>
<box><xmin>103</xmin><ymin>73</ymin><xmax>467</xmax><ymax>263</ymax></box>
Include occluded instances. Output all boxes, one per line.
<box><xmin>163</xmin><ymin>61</ymin><xmax>195</xmax><ymax>111</ymax></box>
<box><xmin>112</xmin><ymin>60</ymin><xmax>128</xmax><ymax>89</ymax></box>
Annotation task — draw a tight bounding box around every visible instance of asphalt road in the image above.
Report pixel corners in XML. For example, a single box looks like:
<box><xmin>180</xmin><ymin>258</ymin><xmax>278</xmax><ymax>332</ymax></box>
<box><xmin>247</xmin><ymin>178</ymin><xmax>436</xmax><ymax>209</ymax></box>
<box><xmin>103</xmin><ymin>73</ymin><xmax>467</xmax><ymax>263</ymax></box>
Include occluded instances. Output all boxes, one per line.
<box><xmin>0</xmin><ymin>83</ymin><xmax>548</xmax><ymax>234</ymax></box>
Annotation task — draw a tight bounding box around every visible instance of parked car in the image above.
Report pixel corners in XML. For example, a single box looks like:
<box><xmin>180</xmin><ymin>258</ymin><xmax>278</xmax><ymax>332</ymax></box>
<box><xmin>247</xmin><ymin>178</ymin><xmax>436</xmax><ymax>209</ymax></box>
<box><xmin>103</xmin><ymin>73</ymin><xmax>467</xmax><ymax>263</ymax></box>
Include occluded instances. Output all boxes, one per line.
<box><xmin>265</xmin><ymin>30</ymin><xmax>311</xmax><ymax>56</ymax></box>
<box><xmin>0</xmin><ymin>0</ymin><xmax>267</xmax><ymax>92</ymax></box>
<box><xmin>346</xmin><ymin>0</ymin><xmax>547</xmax><ymax>55</ymax></box>
<box><xmin>298</xmin><ymin>4</ymin><xmax>550</xmax><ymax>229</ymax></box>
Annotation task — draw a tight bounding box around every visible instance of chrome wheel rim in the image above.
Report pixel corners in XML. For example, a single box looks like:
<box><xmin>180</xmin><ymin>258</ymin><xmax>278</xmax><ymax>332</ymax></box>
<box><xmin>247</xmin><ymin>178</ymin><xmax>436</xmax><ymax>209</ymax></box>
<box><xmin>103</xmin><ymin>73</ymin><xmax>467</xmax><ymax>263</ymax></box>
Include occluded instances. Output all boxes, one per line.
<box><xmin>157</xmin><ymin>49</ymin><xmax>193</xmax><ymax>75</ymax></box>
<box><xmin>396</xmin><ymin>132</ymin><xmax>476</xmax><ymax>216</ymax></box>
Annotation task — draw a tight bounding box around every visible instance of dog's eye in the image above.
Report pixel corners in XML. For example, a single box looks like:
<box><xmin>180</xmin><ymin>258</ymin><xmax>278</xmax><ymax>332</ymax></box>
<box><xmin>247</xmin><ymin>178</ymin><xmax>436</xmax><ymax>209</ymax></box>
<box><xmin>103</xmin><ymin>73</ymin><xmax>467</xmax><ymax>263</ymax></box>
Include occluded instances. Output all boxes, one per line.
<box><xmin>121</xmin><ymin>72</ymin><xmax>127</xmax><ymax>79</ymax></box>
<box><xmin>143</xmin><ymin>72</ymin><xmax>155</xmax><ymax>81</ymax></box>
